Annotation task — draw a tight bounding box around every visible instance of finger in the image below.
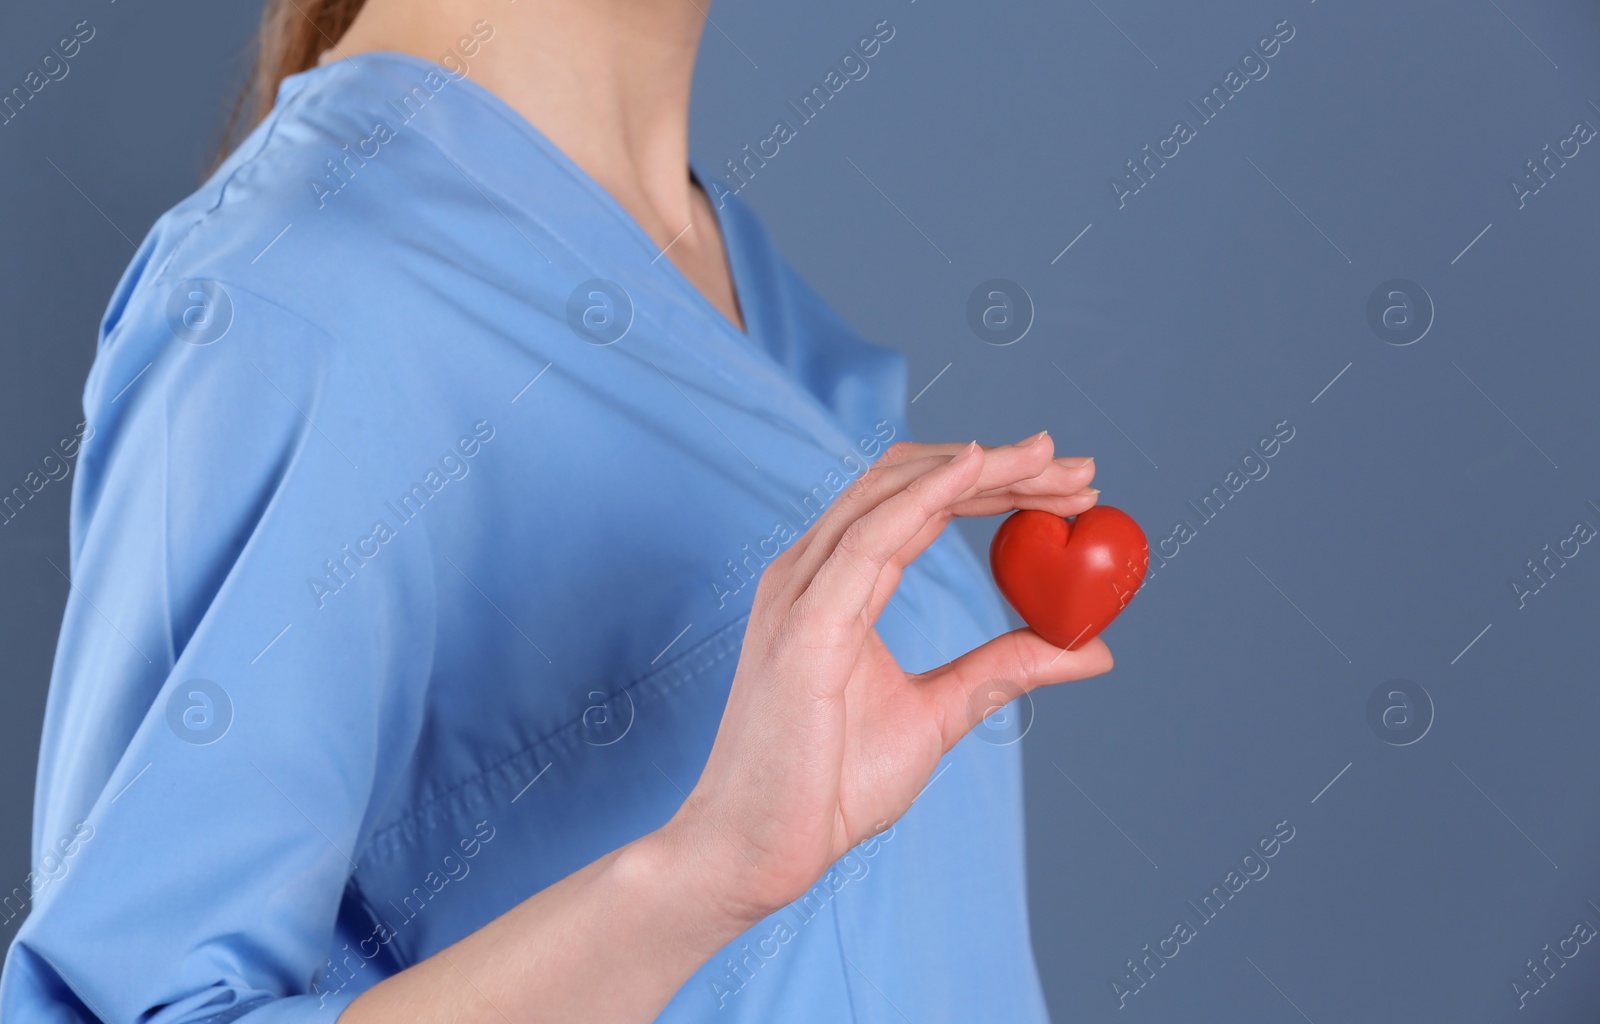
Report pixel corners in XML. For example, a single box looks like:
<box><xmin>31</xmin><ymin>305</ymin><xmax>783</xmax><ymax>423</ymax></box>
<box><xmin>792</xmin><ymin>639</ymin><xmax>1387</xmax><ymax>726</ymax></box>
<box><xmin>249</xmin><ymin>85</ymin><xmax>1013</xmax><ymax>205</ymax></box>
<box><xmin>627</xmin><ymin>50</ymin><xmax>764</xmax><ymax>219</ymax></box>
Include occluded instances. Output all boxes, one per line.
<box><xmin>914</xmin><ymin>630</ymin><xmax>1114</xmax><ymax>751</ymax></box>
<box><xmin>785</xmin><ymin>436</ymin><xmax>1089</xmax><ymax>566</ymax></box>
<box><xmin>883</xmin><ymin>443</ymin><xmax>1096</xmax><ymax>492</ymax></box>
<box><xmin>790</xmin><ymin>441</ymin><xmax>989</xmax><ymax>638</ymax></box>
<box><xmin>913</xmin><ymin>452</ymin><xmax>1096</xmax><ymax>515</ymax></box>
<box><xmin>854</xmin><ymin>485</ymin><xmax>1100</xmax><ymax>624</ymax></box>
<box><xmin>982</xmin><ymin>453</ymin><xmax>1095</xmax><ymax>497</ymax></box>
<box><xmin>947</xmin><ymin>484</ymin><xmax>1099</xmax><ymax>520</ymax></box>
<box><xmin>787</xmin><ymin>437</ymin><xmax>1099</xmax><ymax>630</ymax></box>
<box><xmin>784</xmin><ymin>436</ymin><xmax>1060</xmax><ymax>586</ymax></box>
<box><xmin>881</xmin><ymin>435</ymin><xmax>1094</xmax><ymax>466</ymax></box>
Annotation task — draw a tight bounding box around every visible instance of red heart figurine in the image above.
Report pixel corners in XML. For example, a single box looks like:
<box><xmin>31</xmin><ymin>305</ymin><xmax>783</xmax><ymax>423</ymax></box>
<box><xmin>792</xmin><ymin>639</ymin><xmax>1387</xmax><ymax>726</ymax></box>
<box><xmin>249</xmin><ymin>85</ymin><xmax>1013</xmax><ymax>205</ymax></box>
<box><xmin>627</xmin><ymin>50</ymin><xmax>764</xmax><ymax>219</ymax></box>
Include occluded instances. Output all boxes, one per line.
<box><xmin>988</xmin><ymin>506</ymin><xmax>1149</xmax><ymax>650</ymax></box>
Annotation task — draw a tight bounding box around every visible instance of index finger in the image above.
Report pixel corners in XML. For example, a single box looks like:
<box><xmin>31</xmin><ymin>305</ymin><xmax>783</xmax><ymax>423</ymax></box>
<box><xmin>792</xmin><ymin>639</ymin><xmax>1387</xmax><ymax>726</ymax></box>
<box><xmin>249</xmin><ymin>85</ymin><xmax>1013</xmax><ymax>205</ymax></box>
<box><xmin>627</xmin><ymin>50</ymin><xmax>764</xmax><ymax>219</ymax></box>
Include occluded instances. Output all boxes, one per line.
<box><xmin>790</xmin><ymin>441</ymin><xmax>989</xmax><ymax>638</ymax></box>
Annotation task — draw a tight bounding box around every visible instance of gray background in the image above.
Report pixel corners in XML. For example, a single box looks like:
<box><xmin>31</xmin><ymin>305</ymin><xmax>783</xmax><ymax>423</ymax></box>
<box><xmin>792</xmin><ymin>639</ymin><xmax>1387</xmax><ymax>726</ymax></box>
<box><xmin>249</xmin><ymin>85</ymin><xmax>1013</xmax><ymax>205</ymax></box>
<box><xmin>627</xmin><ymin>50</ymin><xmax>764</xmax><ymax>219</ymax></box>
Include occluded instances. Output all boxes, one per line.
<box><xmin>4</xmin><ymin>0</ymin><xmax>1599</xmax><ymax>1019</ymax></box>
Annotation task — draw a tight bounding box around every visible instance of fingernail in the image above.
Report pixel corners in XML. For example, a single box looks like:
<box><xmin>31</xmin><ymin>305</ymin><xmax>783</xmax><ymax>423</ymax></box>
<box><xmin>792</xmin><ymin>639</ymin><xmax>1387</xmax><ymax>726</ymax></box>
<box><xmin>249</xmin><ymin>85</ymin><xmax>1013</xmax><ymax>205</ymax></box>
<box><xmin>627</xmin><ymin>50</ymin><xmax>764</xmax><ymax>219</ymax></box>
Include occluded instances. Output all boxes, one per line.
<box><xmin>1022</xmin><ymin>429</ymin><xmax>1049</xmax><ymax>446</ymax></box>
<box><xmin>1081</xmin><ymin>487</ymin><xmax>1101</xmax><ymax>497</ymax></box>
<box><xmin>953</xmin><ymin>440</ymin><xmax>981</xmax><ymax>463</ymax></box>
<box><xmin>1057</xmin><ymin>456</ymin><xmax>1094</xmax><ymax>468</ymax></box>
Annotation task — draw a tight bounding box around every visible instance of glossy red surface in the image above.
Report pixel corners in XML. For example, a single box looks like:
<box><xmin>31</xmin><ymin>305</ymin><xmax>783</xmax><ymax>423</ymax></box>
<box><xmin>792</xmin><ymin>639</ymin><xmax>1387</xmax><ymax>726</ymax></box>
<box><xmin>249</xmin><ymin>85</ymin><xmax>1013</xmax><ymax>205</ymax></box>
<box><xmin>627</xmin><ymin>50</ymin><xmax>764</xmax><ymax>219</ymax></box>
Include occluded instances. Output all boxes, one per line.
<box><xmin>988</xmin><ymin>506</ymin><xmax>1149</xmax><ymax>651</ymax></box>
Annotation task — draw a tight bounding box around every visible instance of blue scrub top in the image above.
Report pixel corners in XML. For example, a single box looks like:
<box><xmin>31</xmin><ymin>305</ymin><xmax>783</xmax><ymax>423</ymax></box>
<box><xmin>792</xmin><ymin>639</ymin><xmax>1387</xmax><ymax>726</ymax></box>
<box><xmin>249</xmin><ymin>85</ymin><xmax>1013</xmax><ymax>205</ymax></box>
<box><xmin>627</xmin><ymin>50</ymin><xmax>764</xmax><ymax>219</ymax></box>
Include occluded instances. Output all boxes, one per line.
<box><xmin>2</xmin><ymin>51</ymin><xmax>1048</xmax><ymax>1024</ymax></box>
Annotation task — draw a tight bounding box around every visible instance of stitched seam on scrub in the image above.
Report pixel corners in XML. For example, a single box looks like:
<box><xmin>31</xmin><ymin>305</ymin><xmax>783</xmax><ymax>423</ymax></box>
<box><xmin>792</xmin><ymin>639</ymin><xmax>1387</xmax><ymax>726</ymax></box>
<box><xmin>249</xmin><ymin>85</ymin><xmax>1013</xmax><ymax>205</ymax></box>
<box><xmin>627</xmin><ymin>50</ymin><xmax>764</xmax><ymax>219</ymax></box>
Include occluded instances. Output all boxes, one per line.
<box><xmin>359</xmin><ymin>612</ymin><xmax>750</xmax><ymax>864</ymax></box>
<box><xmin>830</xmin><ymin>886</ymin><xmax>863</xmax><ymax>1024</ymax></box>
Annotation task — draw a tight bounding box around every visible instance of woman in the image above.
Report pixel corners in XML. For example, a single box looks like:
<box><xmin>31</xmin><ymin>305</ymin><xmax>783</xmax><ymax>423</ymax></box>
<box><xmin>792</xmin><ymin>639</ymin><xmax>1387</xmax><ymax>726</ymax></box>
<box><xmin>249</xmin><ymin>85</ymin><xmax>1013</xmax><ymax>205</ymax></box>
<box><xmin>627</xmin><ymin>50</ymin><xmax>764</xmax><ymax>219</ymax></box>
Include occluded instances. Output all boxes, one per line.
<box><xmin>2</xmin><ymin>0</ymin><xmax>1110</xmax><ymax>1020</ymax></box>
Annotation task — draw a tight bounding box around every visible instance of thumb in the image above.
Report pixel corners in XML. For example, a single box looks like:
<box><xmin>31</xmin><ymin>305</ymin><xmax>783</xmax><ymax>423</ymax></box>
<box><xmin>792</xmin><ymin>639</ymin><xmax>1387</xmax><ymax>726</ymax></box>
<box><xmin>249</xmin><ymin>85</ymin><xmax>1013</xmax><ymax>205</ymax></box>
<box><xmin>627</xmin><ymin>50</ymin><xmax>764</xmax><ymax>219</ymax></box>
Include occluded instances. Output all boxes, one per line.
<box><xmin>916</xmin><ymin>629</ymin><xmax>1114</xmax><ymax>750</ymax></box>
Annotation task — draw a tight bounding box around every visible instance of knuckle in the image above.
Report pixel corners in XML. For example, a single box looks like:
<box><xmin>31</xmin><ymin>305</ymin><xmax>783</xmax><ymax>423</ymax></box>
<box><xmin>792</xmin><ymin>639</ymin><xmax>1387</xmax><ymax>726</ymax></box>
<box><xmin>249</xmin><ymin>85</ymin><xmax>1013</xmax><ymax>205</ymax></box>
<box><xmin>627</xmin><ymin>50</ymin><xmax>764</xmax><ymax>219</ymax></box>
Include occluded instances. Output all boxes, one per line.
<box><xmin>1008</xmin><ymin>631</ymin><xmax>1042</xmax><ymax>680</ymax></box>
<box><xmin>765</xmin><ymin>605</ymin><xmax>804</xmax><ymax>652</ymax></box>
<box><xmin>755</xmin><ymin>586</ymin><xmax>806</xmax><ymax>649</ymax></box>
<box><xmin>880</xmin><ymin>441</ymin><xmax>918</xmax><ymax>465</ymax></box>
<box><xmin>748</xmin><ymin>558</ymin><xmax>797</xmax><ymax>618</ymax></box>
<box><xmin>834</xmin><ymin>520</ymin><xmax>883</xmax><ymax>568</ymax></box>
<box><xmin>841</xmin><ymin>469</ymin><xmax>877</xmax><ymax>504</ymax></box>
<box><xmin>763</xmin><ymin>542</ymin><xmax>798</xmax><ymax>575</ymax></box>
<box><xmin>748</xmin><ymin>569</ymin><xmax>781</xmax><ymax>613</ymax></box>
<box><xmin>903</xmin><ymin>468</ymin><xmax>937</xmax><ymax>496</ymax></box>
<box><xmin>779</xmin><ymin>591</ymin><xmax>832</xmax><ymax>650</ymax></box>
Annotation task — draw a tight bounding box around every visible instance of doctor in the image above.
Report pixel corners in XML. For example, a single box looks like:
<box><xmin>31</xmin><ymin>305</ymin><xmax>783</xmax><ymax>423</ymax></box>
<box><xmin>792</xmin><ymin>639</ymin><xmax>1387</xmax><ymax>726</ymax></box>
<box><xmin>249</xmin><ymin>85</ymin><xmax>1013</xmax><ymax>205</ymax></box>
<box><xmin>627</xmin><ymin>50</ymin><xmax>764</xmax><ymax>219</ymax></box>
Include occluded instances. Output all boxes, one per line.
<box><xmin>1</xmin><ymin>0</ymin><xmax>1111</xmax><ymax>1020</ymax></box>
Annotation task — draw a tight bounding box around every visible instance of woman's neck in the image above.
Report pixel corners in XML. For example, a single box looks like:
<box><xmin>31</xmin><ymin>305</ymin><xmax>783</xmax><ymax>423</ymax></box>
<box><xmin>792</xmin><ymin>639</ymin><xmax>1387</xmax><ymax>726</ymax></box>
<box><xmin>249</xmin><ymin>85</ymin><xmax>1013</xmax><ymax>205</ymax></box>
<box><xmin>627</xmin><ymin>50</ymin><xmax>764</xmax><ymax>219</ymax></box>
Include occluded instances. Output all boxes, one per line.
<box><xmin>331</xmin><ymin>0</ymin><xmax>708</xmax><ymax>241</ymax></box>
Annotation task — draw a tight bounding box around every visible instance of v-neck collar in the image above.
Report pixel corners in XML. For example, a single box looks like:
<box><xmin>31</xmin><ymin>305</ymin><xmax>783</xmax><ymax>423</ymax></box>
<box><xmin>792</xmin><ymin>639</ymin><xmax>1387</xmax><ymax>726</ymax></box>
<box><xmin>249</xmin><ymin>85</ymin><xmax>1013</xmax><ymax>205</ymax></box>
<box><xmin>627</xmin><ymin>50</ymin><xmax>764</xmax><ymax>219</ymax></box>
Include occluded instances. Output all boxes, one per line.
<box><xmin>279</xmin><ymin>51</ymin><xmax>870</xmax><ymax>453</ymax></box>
<box><xmin>290</xmin><ymin>53</ymin><xmax>760</xmax><ymax>349</ymax></box>
<box><xmin>687</xmin><ymin>161</ymin><xmax>757</xmax><ymax>349</ymax></box>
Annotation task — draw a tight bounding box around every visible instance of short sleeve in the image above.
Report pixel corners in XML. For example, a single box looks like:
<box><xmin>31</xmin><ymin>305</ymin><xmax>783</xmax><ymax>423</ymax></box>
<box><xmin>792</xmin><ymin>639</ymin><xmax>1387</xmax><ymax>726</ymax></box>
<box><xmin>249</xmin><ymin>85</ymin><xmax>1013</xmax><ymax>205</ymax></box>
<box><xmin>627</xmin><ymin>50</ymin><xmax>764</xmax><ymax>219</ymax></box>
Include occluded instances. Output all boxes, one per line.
<box><xmin>1</xmin><ymin>280</ymin><xmax>438</xmax><ymax>1023</ymax></box>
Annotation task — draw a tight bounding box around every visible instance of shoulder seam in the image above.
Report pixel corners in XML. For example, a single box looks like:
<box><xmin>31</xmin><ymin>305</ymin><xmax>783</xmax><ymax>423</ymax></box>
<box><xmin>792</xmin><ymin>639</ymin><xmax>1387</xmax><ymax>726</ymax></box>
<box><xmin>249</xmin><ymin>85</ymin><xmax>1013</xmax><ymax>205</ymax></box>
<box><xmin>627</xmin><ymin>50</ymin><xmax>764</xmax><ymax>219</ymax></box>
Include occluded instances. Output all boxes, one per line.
<box><xmin>155</xmin><ymin>73</ymin><xmax>329</xmax><ymax>284</ymax></box>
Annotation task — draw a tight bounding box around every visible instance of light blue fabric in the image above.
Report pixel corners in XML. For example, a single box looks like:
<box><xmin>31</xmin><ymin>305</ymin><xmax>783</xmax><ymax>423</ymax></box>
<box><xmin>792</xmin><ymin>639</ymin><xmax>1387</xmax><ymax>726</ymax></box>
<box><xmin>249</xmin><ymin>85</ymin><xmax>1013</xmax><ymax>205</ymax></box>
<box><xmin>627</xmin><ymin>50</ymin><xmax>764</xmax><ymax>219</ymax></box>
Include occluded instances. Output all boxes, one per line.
<box><xmin>1</xmin><ymin>51</ymin><xmax>1049</xmax><ymax>1024</ymax></box>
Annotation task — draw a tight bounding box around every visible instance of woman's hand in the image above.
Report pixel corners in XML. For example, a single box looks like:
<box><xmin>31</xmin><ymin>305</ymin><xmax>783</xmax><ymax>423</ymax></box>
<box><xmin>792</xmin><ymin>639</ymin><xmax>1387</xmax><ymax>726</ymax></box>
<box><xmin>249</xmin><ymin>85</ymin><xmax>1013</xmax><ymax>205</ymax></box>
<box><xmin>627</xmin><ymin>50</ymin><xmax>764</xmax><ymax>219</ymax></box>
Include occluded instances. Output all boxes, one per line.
<box><xmin>343</xmin><ymin>432</ymin><xmax>1110</xmax><ymax>1024</ymax></box>
<box><xmin>659</xmin><ymin>431</ymin><xmax>1114</xmax><ymax>929</ymax></box>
